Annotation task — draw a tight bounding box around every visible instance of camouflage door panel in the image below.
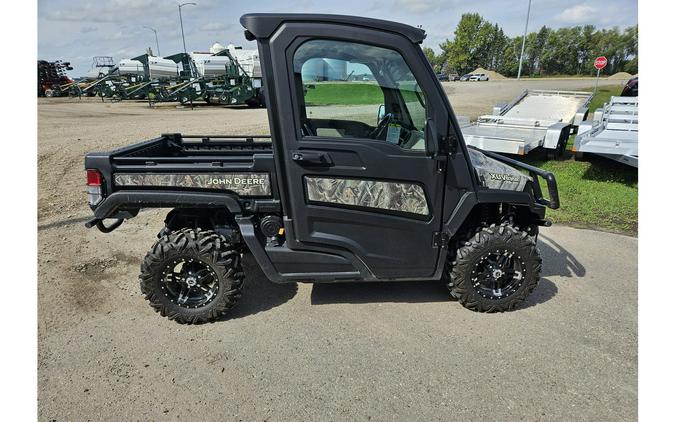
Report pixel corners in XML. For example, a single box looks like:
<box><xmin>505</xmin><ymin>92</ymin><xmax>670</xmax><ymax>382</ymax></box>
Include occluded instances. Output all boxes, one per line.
<box><xmin>114</xmin><ymin>173</ymin><xmax>271</xmax><ymax>196</ymax></box>
<box><xmin>305</xmin><ymin>176</ymin><xmax>429</xmax><ymax>216</ymax></box>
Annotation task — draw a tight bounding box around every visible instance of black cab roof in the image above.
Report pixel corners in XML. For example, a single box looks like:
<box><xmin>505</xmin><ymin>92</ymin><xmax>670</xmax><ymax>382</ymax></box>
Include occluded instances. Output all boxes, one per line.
<box><xmin>240</xmin><ymin>13</ymin><xmax>426</xmax><ymax>43</ymax></box>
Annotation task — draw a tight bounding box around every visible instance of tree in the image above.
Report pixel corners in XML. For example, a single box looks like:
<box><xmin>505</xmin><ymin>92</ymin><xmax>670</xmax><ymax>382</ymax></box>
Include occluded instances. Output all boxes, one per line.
<box><xmin>435</xmin><ymin>13</ymin><xmax>637</xmax><ymax>77</ymax></box>
<box><xmin>423</xmin><ymin>47</ymin><xmax>439</xmax><ymax>72</ymax></box>
<box><xmin>441</xmin><ymin>13</ymin><xmax>490</xmax><ymax>74</ymax></box>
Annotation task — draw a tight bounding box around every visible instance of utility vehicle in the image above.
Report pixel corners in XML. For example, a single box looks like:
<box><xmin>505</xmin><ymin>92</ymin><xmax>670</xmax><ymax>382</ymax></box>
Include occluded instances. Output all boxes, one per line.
<box><xmin>84</xmin><ymin>13</ymin><xmax>559</xmax><ymax>323</ymax></box>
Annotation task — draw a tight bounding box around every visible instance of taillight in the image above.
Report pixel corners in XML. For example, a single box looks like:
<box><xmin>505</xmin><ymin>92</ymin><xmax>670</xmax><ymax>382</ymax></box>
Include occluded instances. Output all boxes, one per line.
<box><xmin>86</xmin><ymin>169</ymin><xmax>103</xmax><ymax>206</ymax></box>
<box><xmin>87</xmin><ymin>169</ymin><xmax>102</xmax><ymax>186</ymax></box>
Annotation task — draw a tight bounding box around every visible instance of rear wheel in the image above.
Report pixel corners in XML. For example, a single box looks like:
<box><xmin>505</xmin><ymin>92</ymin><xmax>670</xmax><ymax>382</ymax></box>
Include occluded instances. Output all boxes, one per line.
<box><xmin>448</xmin><ymin>223</ymin><xmax>541</xmax><ymax>312</ymax></box>
<box><xmin>140</xmin><ymin>228</ymin><xmax>244</xmax><ymax>323</ymax></box>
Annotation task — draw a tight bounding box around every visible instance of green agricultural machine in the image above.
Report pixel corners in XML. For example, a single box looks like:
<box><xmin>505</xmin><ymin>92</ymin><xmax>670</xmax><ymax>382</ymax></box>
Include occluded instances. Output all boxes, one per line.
<box><xmin>78</xmin><ymin>45</ymin><xmax>265</xmax><ymax>107</ymax></box>
<box><xmin>147</xmin><ymin>53</ymin><xmax>204</xmax><ymax>105</ymax></box>
<box><xmin>197</xmin><ymin>48</ymin><xmax>264</xmax><ymax>107</ymax></box>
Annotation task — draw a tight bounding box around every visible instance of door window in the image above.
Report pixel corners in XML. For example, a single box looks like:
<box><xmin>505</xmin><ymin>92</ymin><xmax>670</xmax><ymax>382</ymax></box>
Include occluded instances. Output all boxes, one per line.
<box><xmin>293</xmin><ymin>39</ymin><xmax>428</xmax><ymax>150</ymax></box>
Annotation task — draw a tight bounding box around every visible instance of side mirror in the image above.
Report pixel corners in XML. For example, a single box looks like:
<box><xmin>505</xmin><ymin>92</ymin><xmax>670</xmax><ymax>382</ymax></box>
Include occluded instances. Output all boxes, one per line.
<box><xmin>376</xmin><ymin>104</ymin><xmax>385</xmax><ymax>125</ymax></box>
<box><xmin>424</xmin><ymin>118</ymin><xmax>438</xmax><ymax>157</ymax></box>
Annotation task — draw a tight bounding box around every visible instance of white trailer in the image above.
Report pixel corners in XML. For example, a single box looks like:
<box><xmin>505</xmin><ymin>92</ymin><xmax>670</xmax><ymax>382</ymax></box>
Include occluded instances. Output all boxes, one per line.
<box><xmin>572</xmin><ymin>96</ymin><xmax>638</xmax><ymax>167</ymax></box>
<box><xmin>461</xmin><ymin>89</ymin><xmax>593</xmax><ymax>159</ymax></box>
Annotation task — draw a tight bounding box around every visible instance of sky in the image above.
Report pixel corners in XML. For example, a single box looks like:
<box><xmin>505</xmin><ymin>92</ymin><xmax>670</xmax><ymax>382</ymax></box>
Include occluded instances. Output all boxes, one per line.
<box><xmin>38</xmin><ymin>0</ymin><xmax>638</xmax><ymax>77</ymax></box>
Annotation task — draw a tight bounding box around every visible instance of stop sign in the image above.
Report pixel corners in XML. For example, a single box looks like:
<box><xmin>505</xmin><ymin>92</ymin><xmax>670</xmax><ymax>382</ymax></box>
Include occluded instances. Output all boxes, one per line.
<box><xmin>594</xmin><ymin>56</ymin><xmax>607</xmax><ymax>70</ymax></box>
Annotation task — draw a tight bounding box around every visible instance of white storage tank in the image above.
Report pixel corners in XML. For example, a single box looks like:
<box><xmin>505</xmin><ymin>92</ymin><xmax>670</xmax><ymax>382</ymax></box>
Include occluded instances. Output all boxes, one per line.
<box><xmin>324</xmin><ymin>59</ymin><xmax>347</xmax><ymax>81</ymax></box>
<box><xmin>118</xmin><ymin>59</ymin><xmax>145</xmax><ymax>76</ymax></box>
<box><xmin>191</xmin><ymin>52</ymin><xmax>232</xmax><ymax>78</ymax></box>
<box><xmin>302</xmin><ymin>58</ymin><xmax>325</xmax><ymax>81</ymax></box>
<box><xmin>209</xmin><ymin>42</ymin><xmax>226</xmax><ymax>55</ymax></box>
<box><xmin>227</xmin><ymin>45</ymin><xmax>262</xmax><ymax>78</ymax></box>
<box><xmin>148</xmin><ymin>56</ymin><xmax>178</xmax><ymax>79</ymax></box>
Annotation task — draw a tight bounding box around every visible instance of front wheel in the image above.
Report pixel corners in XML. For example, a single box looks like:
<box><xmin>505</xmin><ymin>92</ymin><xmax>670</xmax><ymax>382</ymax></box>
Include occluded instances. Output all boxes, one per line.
<box><xmin>448</xmin><ymin>224</ymin><xmax>541</xmax><ymax>312</ymax></box>
<box><xmin>140</xmin><ymin>228</ymin><xmax>244</xmax><ymax>323</ymax></box>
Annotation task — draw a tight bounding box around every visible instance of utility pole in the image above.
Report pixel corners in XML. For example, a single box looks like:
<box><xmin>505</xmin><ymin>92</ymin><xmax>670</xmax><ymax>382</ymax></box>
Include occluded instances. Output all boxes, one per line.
<box><xmin>143</xmin><ymin>26</ymin><xmax>160</xmax><ymax>56</ymax></box>
<box><xmin>517</xmin><ymin>0</ymin><xmax>532</xmax><ymax>80</ymax></box>
<box><xmin>178</xmin><ymin>2</ymin><xmax>197</xmax><ymax>55</ymax></box>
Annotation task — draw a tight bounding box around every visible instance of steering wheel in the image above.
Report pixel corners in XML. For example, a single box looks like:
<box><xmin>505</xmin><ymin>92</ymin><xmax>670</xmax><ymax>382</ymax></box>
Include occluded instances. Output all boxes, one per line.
<box><xmin>369</xmin><ymin>112</ymin><xmax>394</xmax><ymax>140</ymax></box>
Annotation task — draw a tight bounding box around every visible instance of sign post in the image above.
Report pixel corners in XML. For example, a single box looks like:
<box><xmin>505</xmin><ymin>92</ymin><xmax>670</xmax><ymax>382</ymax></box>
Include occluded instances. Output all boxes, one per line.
<box><xmin>593</xmin><ymin>56</ymin><xmax>608</xmax><ymax>95</ymax></box>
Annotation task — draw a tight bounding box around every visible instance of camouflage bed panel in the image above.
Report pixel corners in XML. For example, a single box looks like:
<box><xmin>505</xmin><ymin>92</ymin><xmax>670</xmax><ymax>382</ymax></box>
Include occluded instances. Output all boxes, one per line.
<box><xmin>113</xmin><ymin>173</ymin><xmax>272</xmax><ymax>196</ymax></box>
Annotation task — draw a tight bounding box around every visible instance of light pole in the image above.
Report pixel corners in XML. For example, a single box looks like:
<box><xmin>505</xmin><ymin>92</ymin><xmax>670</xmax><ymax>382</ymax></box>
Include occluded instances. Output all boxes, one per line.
<box><xmin>516</xmin><ymin>0</ymin><xmax>532</xmax><ymax>80</ymax></box>
<box><xmin>143</xmin><ymin>26</ymin><xmax>160</xmax><ymax>56</ymax></box>
<box><xmin>178</xmin><ymin>2</ymin><xmax>197</xmax><ymax>55</ymax></box>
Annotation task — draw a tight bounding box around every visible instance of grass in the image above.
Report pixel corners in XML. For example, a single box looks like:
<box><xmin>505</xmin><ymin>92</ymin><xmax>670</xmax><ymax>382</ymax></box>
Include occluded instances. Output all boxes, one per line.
<box><xmin>518</xmin><ymin>84</ymin><xmax>638</xmax><ymax>235</ymax></box>
<box><xmin>304</xmin><ymin>82</ymin><xmax>383</xmax><ymax>106</ymax></box>
<box><xmin>522</xmin><ymin>149</ymin><xmax>638</xmax><ymax>235</ymax></box>
<box><xmin>585</xmin><ymin>85</ymin><xmax>620</xmax><ymax>114</ymax></box>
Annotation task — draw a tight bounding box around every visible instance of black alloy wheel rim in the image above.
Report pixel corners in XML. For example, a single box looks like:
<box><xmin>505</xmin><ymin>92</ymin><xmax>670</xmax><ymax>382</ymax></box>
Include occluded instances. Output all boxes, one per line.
<box><xmin>161</xmin><ymin>258</ymin><xmax>219</xmax><ymax>308</ymax></box>
<box><xmin>471</xmin><ymin>249</ymin><xmax>526</xmax><ymax>299</ymax></box>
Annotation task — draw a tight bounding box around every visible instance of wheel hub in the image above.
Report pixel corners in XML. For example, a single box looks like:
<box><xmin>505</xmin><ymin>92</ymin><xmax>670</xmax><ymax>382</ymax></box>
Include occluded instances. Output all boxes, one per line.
<box><xmin>471</xmin><ymin>249</ymin><xmax>526</xmax><ymax>300</ymax></box>
<box><xmin>160</xmin><ymin>258</ymin><xmax>219</xmax><ymax>309</ymax></box>
<box><xmin>185</xmin><ymin>275</ymin><xmax>197</xmax><ymax>287</ymax></box>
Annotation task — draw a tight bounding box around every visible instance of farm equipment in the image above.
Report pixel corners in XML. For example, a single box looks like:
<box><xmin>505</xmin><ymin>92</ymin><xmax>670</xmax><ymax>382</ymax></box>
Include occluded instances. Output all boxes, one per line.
<box><xmin>197</xmin><ymin>47</ymin><xmax>264</xmax><ymax>106</ymax></box>
<box><xmin>573</xmin><ymin>96</ymin><xmax>638</xmax><ymax>167</ymax></box>
<box><xmin>460</xmin><ymin>90</ymin><xmax>593</xmax><ymax>159</ymax></box>
<box><xmin>87</xmin><ymin>56</ymin><xmax>116</xmax><ymax>79</ymax></box>
<box><xmin>75</xmin><ymin>44</ymin><xmax>265</xmax><ymax>106</ymax></box>
<box><xmin>148</xmin><ymin>53</ymin><xmax>204</xmax><ymax>104</ymax></box>
<box><xmin>37</xmin><ymin>60</ymin><xmax>74</xmax><ymax>97</ymax></box>
<box><xmin>102</xmin><ymin>54</ymin><xmax>173</xmax><ymax>101</ymax></box>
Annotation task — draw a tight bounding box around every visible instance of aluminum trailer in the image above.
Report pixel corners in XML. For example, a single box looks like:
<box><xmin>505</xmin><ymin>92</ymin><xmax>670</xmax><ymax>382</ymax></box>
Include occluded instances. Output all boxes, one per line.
<box><xmin>572</xmin><ymin>96</ymin><xmax>638</xmax><ymax>167</ymax></box>
<box><xmin>461</xmin><ymin>89</ymin><xmax>593</xmax><ymax>158</ymax></box>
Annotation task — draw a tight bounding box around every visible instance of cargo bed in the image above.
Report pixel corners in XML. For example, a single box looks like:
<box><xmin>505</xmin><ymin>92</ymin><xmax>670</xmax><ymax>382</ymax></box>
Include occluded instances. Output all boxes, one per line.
<box><xmin>84</xmin><ymin>133</ymin><xmax>278</xmax><ymax>228</ymax></box>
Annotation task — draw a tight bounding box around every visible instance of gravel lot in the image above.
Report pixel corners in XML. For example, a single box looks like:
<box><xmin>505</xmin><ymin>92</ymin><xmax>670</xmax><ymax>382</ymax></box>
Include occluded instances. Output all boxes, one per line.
<box><xmin>38</xmin><ymin>78</ymin><xmax>637</xmax><ymax>420</ymax></box>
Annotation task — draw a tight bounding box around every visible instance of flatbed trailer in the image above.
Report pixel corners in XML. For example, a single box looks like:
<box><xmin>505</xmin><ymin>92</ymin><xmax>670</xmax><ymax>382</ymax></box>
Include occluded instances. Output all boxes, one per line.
<box><xmin>461</xmin><ymin>89</ymin><xmax>592</xmax><ymax>158</ymax></box>
<box><xmin>573</xmin><ymin>96</ymin><xmax>638</xmax><ymax>167</ymax></box>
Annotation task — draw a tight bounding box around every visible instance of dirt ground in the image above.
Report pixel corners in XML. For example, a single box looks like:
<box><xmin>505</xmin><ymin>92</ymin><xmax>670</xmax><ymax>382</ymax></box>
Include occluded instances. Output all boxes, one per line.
<box><xmin>38</xmin><ymin>78</ymin><xmax>636</xmax><ymax>420</ymax></box>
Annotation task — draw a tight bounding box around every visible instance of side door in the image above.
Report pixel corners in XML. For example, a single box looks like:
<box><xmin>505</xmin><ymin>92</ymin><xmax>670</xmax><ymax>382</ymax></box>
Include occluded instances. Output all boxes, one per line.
<box><xmin>267</xmin><ymin>24</ymin><xmax>454</xmax><ymax>280</ymax></box>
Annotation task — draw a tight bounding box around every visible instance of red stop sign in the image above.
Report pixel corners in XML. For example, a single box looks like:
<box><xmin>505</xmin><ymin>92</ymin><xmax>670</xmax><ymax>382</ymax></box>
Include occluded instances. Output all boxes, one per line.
<box><xmin>594</xmin><ymin>56</ymin><xmax>607</xmax><ymax>70</ymax></box>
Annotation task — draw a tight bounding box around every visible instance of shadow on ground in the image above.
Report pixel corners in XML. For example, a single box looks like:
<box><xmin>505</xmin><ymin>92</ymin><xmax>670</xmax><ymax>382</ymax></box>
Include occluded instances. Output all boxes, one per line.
<box><xmin>520</xmin><ymin>278</ymin><xmax>558</xmax><ymax>310</ymax></box>
<box><xmin>310</xmin><ymin>280</ymin><xmax>449</xmax><ymax>305</ymax></box>
<box><xmin>38</xmin><ymin>215</ymin><xmax>91</xmax><ymax>231</ymax></box>
<box><xmin>226</xmin><ymin>255</ymin><xmax>298</xmax><ymax>319</ymax></box>
<box><xmin>228</xmin><ymin>234</ymin><xmax>585</xmax><ymax>315</ymax></box>
<box><xmin>539</xmin><ymin>234</ymin><xmax>586</xmax><ymax>278</ymax></box>
<box><xmin>580</xmin><ymin>155</ymin><xmax>638</xmax><ymax>186</ymax></box>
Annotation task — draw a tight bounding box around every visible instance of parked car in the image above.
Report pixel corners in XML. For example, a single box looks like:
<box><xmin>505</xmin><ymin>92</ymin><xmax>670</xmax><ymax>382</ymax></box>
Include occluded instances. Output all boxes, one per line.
<box><xmin>469</xmin><ymin>73</ymin><xmax>489</xmax><ymax>81</ymax></box>
<box><xmin>621</xmin><ymin>76</ymin><xmax>638</xmax><ymax>97</ymax></box>
<box><xmin>436</xmin><ymin>73</ymin><xmax>449</xmax><ymax>81</ymax></box>
<box><xmin>448</xmin><ymin>73</ymin><xmax>460</xmax><ymax>81</ymax></box>
<box><xmin>459</xmin><ymin>74</ymin><xmax>473</xmax><ymax>81</ymax></box>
